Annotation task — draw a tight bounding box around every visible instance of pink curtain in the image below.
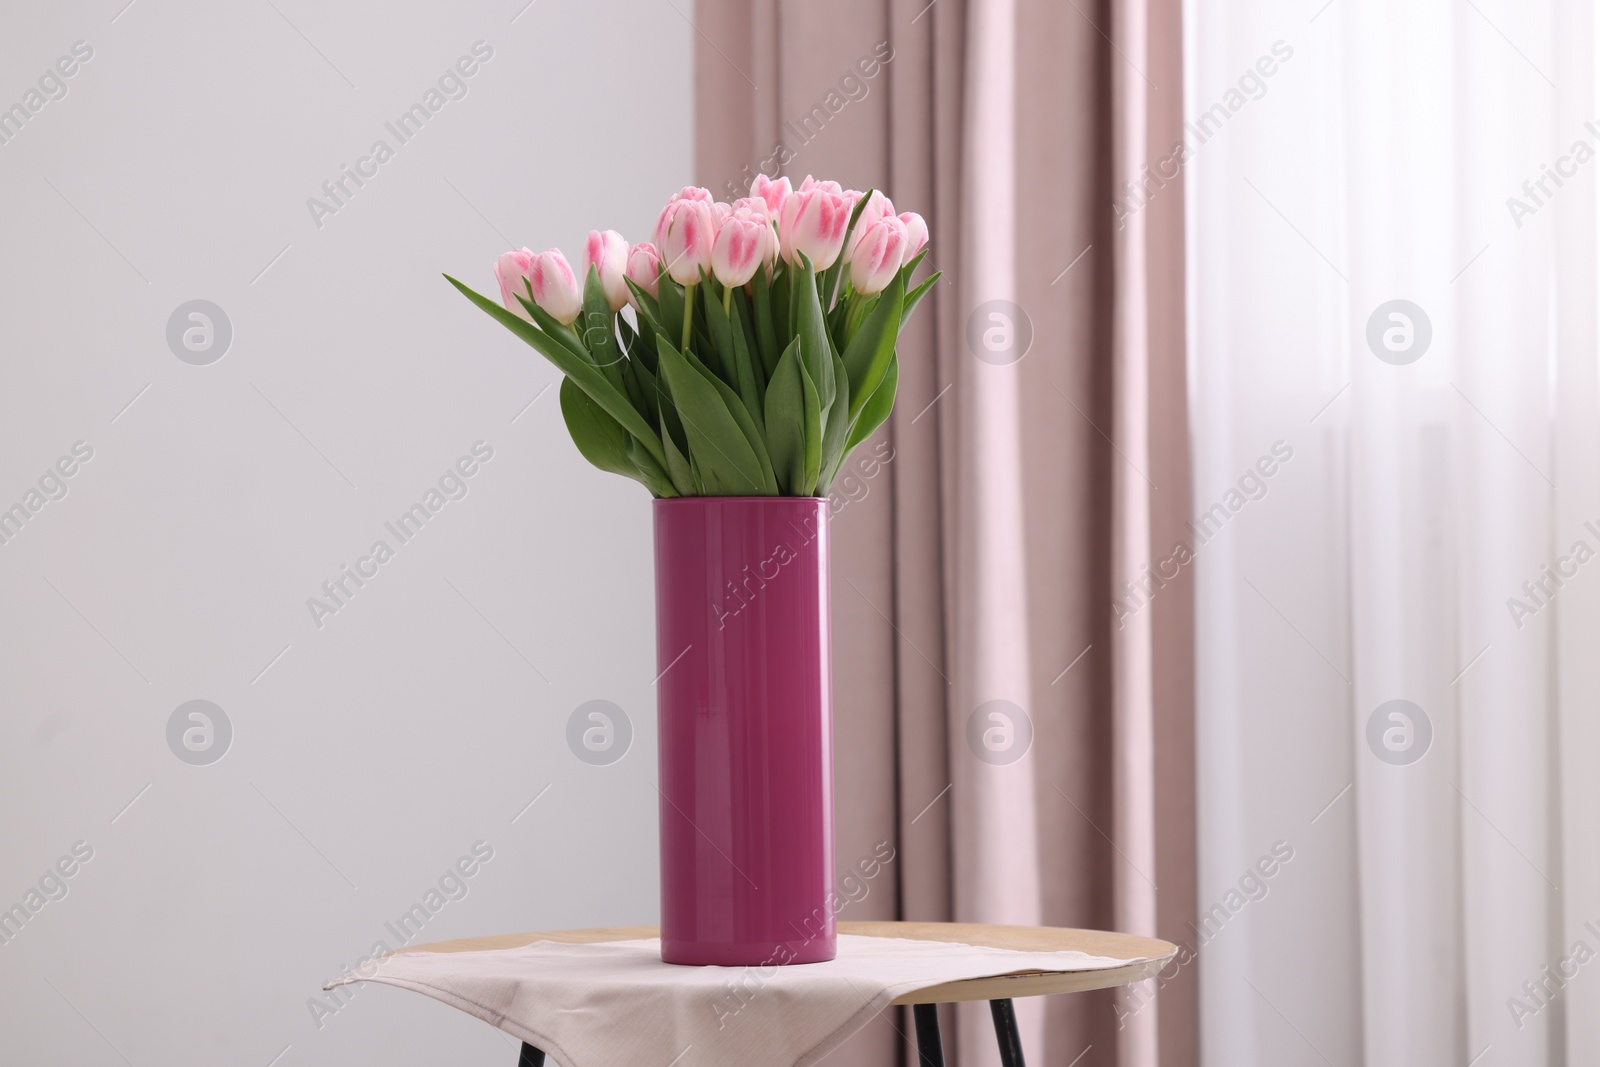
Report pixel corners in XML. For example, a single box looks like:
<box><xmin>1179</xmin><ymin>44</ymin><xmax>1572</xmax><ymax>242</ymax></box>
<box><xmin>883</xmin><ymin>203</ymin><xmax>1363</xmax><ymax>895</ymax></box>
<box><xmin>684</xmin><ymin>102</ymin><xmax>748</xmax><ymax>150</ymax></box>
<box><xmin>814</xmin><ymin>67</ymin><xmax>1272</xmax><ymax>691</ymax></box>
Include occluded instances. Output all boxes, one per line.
<box><xmin>694</xmin><ymin>2</ymin><xmax>1195</xmax><ymax>1064</ymax></box>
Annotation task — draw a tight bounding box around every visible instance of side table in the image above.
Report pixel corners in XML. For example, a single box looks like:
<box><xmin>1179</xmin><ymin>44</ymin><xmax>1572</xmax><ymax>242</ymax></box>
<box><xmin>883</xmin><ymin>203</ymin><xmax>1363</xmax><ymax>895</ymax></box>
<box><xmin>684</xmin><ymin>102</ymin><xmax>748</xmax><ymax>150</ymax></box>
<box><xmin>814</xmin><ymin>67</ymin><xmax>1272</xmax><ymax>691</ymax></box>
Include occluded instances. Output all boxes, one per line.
<box><xmin>407</xmin><ymin>919</ymin><xmax>1177</xmax><ymax>1066</ymax></box>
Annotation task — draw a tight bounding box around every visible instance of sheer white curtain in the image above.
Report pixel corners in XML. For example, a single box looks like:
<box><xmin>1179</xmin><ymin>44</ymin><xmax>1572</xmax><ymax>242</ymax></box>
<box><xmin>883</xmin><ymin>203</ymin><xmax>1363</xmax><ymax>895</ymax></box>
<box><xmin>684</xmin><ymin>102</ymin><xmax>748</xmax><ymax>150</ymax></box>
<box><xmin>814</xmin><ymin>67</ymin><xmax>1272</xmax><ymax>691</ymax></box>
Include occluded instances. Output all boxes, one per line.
<box><xmin>1186</xmin><ymin>0</ymin><xmax>1600</xmax><ymax>1063</ymax></box>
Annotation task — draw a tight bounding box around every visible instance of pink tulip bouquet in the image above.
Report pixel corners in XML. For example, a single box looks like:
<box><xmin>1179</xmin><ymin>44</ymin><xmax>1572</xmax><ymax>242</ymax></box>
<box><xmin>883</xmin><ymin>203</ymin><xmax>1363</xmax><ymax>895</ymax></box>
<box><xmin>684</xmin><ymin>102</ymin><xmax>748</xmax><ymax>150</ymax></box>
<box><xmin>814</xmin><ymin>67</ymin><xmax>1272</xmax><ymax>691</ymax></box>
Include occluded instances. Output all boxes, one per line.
<box><xmin>446</xmin><ymin>175</ymin><xmax>938</xmax><ymax>497</ymax></box>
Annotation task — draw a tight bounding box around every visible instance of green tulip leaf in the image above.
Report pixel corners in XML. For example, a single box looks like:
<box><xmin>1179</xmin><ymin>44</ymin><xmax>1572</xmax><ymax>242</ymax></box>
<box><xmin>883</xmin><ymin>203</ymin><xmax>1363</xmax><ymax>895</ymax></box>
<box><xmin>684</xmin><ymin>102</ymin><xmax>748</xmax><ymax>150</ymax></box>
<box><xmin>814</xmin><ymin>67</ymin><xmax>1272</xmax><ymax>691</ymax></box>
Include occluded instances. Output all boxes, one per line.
<box><xmin>840</xmin><ymin>269</ymin><xmax>904</xmax><ymax>422</ymax></box>
<box><xmin>631</xmin><ymin>357</ymin><xmax>661</xmax><ymax>427</ymax></box>
<box><xmin>513</xmin><ymin>292</ymin><xmax>591</xmax><ymax>364</ymax></box>
<box><xmin>620</xmin><ymin>358</ymin><xmax>652</xmax><ymax>427</ymax></box>
<box><xmin>656</xmin><ymin>334</ymin><xmax>768</xmax><ymax>495</ymax></box>
<box><xmin>751</xmin><ymin>267</ymin><xmax>780</xmax><ymax>378</ymax></box>
<box><xmin>620</xmin><ymin>308</ymin><xmax>657</xmax><ymax>364</ymax></box>
<box><xmin>901</xmin><ymin>269</ymin><xmax>942</xmax><ymax>330</ymax></box>
<box><xmin>701</xmin><ymin>284</ymin><xmax>738</xmax><ymax>386</ymax></box>
<box><xmin>629</xmin><ymin>439</ymin><xmax>679</xmax><ymax>497</ymax></box>
<box><xmin>679</xmin><ymin>337</ymin><xmax>778</xmax><ymax>496</ymax></box>
<box><xmin>580</xmin><ymin>266</ymin><xmax>626</xmax><ymax>390</ymax></box>
<box><xmin>762</xmin><ymin>338</ymin><xmax>808</xmax><ymax>494</ymax></box>
<box><xmin>560</xmin><ymin>377</ymin><xmax>674</xmax><ymax>496</ymax></box>
<box><xmin>622</xmin><ymin>295</ymin><xmax>663</xmax><ymax>377</ymax></box>
<box><xmin>652</xmin><ymin>390</ymin><xmax>697</xmax><ymax>495</ymax></box>
<box><xmin>792</xmin><ymin>253</ymin><xmax>835</xmax><ymax>411</ymax></box>
<box><xmin>846</xmin><ymin>353</ymin><xmax>897</xmax><ymax>453</ymax></box>
<box><xmin>799</xmin><ymin>361</ymin><xmax>823</xmax><ymax>495</ymax></box>
<box><xmin>727</xmin><ymin>290</ymin><xmax>766</xmax><ymax>431</ymax></box>
<box><xmin>659</xmin><ymin>412</ymin><xmax>697</xmax><ymax>495</ymax></box>
<box><xmin>772</xmin><ymin>261</ymin><xmax>795</xmax><ymax>352</ymax></box>
<box><xmin>828</xmin><ymin>286</ymin><xmax>854</xmax><ymax>339</ymax></box>
<box><xmin>628</xmin><ymin>280</ymin><xmax>662</xmax><ymax>323</ymax></box>
<box><xmin>657</xmin><ymin>274</ymin><xmax>686</xmax><ymax>353</ymax></box>
<box><xmin>818</xmin><ymin>345</ymin><xmax>852</xmax><ymax>490</ymax></box>
<box><xmin>446</xmin><ymin>275</ymin><xmax>667</xmax><ymax>470</ymax></box>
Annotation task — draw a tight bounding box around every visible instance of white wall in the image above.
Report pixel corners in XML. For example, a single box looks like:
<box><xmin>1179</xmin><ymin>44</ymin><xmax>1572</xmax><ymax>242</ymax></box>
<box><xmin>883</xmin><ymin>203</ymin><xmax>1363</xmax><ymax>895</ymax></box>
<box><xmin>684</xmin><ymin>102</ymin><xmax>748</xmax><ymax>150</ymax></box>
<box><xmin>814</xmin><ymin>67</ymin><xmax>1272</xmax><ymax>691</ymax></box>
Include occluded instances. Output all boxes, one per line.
<box><xmin>0</xmin><ymin>1</ymin><xmax>691</xmax><ymax>1063</ymax></box>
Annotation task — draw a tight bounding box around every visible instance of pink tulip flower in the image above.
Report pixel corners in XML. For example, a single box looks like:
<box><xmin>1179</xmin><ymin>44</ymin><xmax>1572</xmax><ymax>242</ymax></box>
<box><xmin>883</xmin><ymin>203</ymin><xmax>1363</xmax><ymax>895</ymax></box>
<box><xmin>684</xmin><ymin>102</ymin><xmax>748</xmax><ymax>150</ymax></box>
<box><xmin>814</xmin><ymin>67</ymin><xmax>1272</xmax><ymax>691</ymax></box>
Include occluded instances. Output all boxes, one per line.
<box><xmin>712</xmin><ymin>203</ymin><xmax>772</xmax><ymax>287</ymax></box>
<box><xmin>582</xmin><ymin>229</ymin><xmax>630</xmax><ymax>313</ymax></box>
<box><xmin>750</xmin><ymin>173</ymin><xmax>792</xmax><ymax>216</ymax></box>
<box><xmin>625</xmin><ymin>242</ymin><xmax>662</xmax><ymax>303</ymax></box>
<box><xmin>732</xmin><ymin>197</ymin><xmax>779</xmax><ymax>265</ymax></box>
<box><xmin>799</xmin><ymin>175</ymin><xmax>845</xmax><ymax>196</ymax></box>
<box><xmin>854</xmin><ymin>190</ymin><xmax>896</xmax><ymax>226</ymax></box>
<box><xmin>495</xmin><ymin>248</ymin><xmax>536</xmax><ymax>320</ymax></box>
<box><xmin>653</xmin><ymin>186</ymin><xmax>715</xmax><ymax>247</ymax></box>
<box><xmin>778</xmin><ymin>183</ymin><xmax>853</xmax><ymax>269</ymax></box>
<box><xmin>844</xmin><ymin>191</ymin><xmax>897</xmax><ymax>262</ymax></box>
<box><xmin>526</xmin><ymin>248</ymin><xmax>582</xmax><ymax>325</ymax></box>
<box><xmin>899</xmin><ymin>212</ymin><xmax>929</xmax><ymax>259</ymax></box>
<box><xmin>848</xmin><ymin>215</ymin><xmax>910</xmax><ymax>295</ymax></box>
<box><xmin>658</xmin><ymin>197</ymin><xmax>716</xmax><ymax>285</ymax></box>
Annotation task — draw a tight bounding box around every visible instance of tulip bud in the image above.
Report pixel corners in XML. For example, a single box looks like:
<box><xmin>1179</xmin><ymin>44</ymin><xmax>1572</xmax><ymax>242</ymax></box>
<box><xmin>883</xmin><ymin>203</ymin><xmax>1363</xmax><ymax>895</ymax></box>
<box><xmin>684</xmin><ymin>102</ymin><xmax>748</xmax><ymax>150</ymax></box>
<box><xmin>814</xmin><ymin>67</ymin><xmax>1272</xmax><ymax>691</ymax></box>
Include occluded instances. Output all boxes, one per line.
<box><xmin>583</xmin><ymin>229</ymin><xmax>630</xmax><ymax>313</ymax></box>
<box><xmin>653</xmin><ymin>186</ymin><xmax>715</xmax><ymax>247</ymax></box>
<box><xmin>848</xmin><ymin>215</ymin><xmax>910</xmax><ymax>295</ymax></box>
<box><xmin>778</xmin><ymin>184</ymin><xmax>852</xmax><ymax>270</ymax></box>
<box><xmin>625</xmin><ymin>242</ymin><xmax>662</xmax><ymax>303</ymax></box>
<box><xmin>898</xmin><ymin>212</ymin><xmax>929</xmax><ymax>259</ymax></box>
<box><xmin>799</xmin><ymin>175</ymin><xmax>845</xmax><ymax>196</ymax></box>
<box><xmin>855</xmin><ymin>190</ymin><xmax>896</xmax><ymax>226</ymax></box>
<box><xmin>494</xmin><ymin>248</ymin><xmax>536</xmax><ymax>320</ymax></box>
<box><xmin>724</xmin><ymin>197</ymin><xmax>778</xmax><ymax>268</ymax></box>
<box><xmin>711</xmin><ymin>205</ymin><xmax>769</xmax><ymax>287</ymax></box>
<box><xmin>658</xmin><ymin>198</ymin><xmax>716</xmax><ymax>285</ymax></box>
<box><xmin>527</xmin><ymin>248</ymin><xmax>582</xmax><ymax>325</ymax></box>
<box><xmin>750</xmin><ymin>173</ymin><xmax>792</xmax><ymax>216</ymax></box>
<box><xmin>844</xmin><ymin>191</ymin><xmax>897</xmax><ymax>262</ymax></box>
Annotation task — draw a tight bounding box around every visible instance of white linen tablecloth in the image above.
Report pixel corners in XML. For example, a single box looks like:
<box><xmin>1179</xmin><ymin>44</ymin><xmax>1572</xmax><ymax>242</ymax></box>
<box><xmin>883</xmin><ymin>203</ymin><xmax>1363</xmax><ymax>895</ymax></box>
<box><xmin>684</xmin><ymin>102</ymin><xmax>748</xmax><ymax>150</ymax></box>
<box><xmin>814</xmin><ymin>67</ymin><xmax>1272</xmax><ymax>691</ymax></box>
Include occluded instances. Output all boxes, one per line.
<box><xmin>326</xmin><ymin>934</ymin><xmax>1146</xmax><ymax>1067</ymax></box>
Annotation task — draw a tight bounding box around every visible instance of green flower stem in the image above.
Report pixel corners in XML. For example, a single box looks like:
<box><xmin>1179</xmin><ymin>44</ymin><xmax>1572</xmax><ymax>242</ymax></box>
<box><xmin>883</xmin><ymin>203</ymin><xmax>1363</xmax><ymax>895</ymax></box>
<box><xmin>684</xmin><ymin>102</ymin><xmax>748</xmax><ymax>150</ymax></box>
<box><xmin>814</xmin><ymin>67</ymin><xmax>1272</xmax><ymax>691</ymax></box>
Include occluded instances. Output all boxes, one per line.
<box><xmin>682</xmin><ymin>282</ymin><xmax>696</xmax><ymax>352</ymax></box>
<box><xmin>722</xmin><ymin>284</ymin><xmax>733</xmax><ymax>317</ymax></box>
<box><xmin>845</xmin><ymin>290</ymin><xmax>868</xmax><ymax>335</ymax></box>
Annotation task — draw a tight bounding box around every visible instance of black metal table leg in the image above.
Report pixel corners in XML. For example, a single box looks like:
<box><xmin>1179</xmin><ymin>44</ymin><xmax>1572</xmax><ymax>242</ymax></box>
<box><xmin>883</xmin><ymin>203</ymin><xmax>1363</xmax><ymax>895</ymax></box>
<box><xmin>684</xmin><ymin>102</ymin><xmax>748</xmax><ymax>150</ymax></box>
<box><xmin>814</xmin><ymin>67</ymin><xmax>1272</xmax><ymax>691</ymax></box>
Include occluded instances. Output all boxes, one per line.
<box><xmin>990</xmin><ymin>998</ymin><xmax>1026</xmax><ymax>1067</ymax></box>
<box><xmin>913</xmin><ymin>1003</ymin><xmax>946</xmax><ymax>1067</ymax></box>
<box><xmin>517</xmin><ymin>1041</ymin><xmax>545</xmax><ymax>1066</ymax></box>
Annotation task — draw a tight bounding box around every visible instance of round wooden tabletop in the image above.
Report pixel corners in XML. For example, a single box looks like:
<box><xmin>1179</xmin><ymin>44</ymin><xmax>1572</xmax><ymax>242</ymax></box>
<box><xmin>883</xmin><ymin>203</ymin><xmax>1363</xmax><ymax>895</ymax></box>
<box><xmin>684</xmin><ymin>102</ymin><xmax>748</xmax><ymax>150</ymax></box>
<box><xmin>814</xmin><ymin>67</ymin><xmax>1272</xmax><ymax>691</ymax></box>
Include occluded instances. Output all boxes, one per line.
<box><xmin>406</xmin><ymin>921</ymin><xmax>1178</xmax><ymax>1005</ymax></box>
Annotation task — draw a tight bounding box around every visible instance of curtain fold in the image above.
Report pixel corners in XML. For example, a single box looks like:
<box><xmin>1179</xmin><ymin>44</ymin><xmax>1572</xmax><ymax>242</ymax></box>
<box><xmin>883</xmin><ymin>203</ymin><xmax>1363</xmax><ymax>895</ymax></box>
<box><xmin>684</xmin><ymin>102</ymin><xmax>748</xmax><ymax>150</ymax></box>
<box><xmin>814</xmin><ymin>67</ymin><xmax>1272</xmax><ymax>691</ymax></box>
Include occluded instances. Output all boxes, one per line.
<box><xmin>1188</xmin><ymin>0</ymin><xmax>1598</xmax><ymax>1062</ymax></box>
<box><xmin>694</xmin><ymin>3</ymin><xmax>1195</xmax><ymax>1064</ymax></box>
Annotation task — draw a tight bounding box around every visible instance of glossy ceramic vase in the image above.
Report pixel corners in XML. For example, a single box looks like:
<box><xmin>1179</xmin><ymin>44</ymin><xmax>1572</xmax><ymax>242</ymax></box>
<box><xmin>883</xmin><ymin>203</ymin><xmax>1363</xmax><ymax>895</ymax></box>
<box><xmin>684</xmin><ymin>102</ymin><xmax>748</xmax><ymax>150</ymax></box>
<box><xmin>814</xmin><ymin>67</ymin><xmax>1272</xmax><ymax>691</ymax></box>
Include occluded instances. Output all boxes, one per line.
<box><xmin>653</xmin><ymin>496</ymin><xmax>836</xmax><ymax>966</ymax></box>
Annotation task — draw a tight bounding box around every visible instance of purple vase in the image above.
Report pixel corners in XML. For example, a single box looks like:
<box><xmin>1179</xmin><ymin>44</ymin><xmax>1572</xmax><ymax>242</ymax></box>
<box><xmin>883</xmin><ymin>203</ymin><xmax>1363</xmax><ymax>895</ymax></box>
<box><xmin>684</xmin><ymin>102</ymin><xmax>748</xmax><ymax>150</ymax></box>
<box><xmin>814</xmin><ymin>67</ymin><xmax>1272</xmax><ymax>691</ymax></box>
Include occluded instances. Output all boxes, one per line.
<box><xmin>653</xmin><ymin>496</ymin><xmax>836</xmax><ymax>966</ymax></box>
